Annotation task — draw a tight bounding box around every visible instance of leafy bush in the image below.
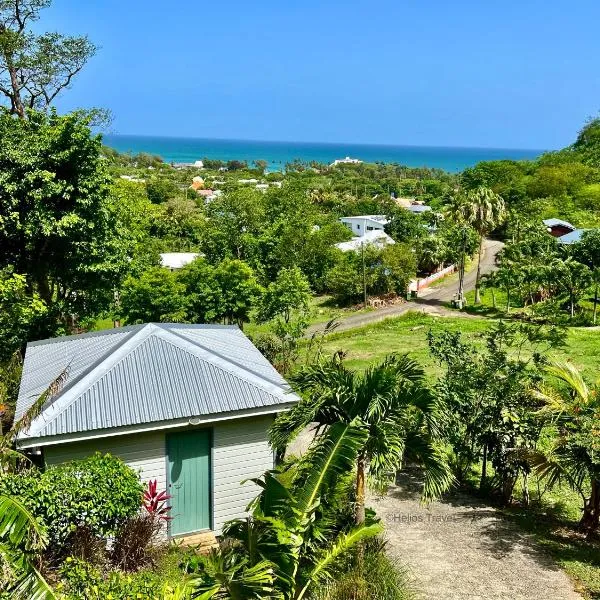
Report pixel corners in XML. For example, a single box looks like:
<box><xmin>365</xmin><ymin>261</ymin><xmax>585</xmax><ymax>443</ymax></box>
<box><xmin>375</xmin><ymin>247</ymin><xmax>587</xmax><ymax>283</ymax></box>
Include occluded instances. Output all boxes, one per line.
<box><xmin>57</xmin><ymin>557</ymin><xmax>167</xmax><ymax>599</ymax></box>
<box><xmin>0</xmin><ymin>453</ymin><xmax>143</xmax><ymax>551</ymax></box>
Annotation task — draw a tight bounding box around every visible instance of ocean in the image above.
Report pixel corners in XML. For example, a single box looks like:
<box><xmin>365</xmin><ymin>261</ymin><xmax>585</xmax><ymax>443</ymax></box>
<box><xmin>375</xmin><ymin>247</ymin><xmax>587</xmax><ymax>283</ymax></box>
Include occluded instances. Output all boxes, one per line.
<box><xmin>103</xmin><ymin>134</ymin><xmax>544</xmax><ymax>173</ymax></box>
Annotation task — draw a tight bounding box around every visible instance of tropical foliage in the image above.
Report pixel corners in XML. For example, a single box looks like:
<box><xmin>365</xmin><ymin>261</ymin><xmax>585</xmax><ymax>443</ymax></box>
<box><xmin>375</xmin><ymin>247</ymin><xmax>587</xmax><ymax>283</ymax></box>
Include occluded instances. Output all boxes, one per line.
<box><xmin>187</xmin><ymin>422</ymin><xmax>382</xmax><ymax>599</ymax></box>
<box><xmin>270</xmin><ymin>354</ymin><xmax>453</xmax><ymax>524</ymax></box>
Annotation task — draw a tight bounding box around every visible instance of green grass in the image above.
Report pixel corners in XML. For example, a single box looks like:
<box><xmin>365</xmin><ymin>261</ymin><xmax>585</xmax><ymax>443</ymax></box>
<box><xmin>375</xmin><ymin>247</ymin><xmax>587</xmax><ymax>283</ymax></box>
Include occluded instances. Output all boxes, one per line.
<box><xmin>315</xmin><ymin>311</ymin><xmax>600</xmax><ymax>377</ymax></box>
<box><xmin>245</xmin><ymin>295</ymin><xmax>374</xmax><ymax>338</ymax></box>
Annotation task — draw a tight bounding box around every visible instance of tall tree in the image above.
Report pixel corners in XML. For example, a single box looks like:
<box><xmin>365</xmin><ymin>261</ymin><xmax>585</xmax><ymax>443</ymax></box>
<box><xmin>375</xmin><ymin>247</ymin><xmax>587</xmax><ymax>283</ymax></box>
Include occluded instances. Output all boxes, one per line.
<box><xmin>0</xmin><ymin>110</ymin><xmax>131</xmax><ymax>328</ymax></box>
<box><xmin>455</xmin><ymin>186</ymin><xmax>506</xmax><ymax>304</ymax></box>
<box><xmin>0</xmin><ymin>0</ymin><xmax>96</xmax><ymax>118</ymax></box>
<box><xmin>120</xmin><ymin>267</ymin><xmax>189</xmax><ymax>324</ymax></box>
<box><xmin>270</xmin><ymin>354</ymin><xmax>452</xmax><ymax>525</ymax></box>
<box><xmin>258</xmin><ymin>266</ymin><xmax>311</xmax><ymax>325</ymax></box>
<box><xmin>213</xmin><ymin>259</ymin><xmax>262</xmax><ymax>328</ymax></box>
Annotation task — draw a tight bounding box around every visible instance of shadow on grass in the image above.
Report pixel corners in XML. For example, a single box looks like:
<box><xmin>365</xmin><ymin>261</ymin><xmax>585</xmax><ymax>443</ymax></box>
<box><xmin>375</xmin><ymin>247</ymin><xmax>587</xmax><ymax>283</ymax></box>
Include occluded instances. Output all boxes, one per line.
<box><xmin>503</xmin><ymin>507</ymin><xmax>600</xmax><ymax>598</ymax></box>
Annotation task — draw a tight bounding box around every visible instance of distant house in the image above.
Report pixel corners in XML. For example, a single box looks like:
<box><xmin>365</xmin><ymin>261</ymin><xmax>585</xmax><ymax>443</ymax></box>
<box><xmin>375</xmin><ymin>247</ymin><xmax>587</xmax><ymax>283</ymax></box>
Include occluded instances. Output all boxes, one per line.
<box><xmin>238</xmin><ymin>178</ymin><xmax>259</xmax><ymax>185</ymax></box>
<box><xmin>340</xmin><ymin>215</ymin><xmax>389</xmax><ymax>237</ymax></box>
<box><xmin>119</xmin><ymin>175</ymin><xmax>146</xmax><ymax>183</ymax></box>
<box><xmin>255</xmin><ymin>183</ymin><xmax>269</xmax><ymax>191</ymax></box>
<box><xmin>330</xmin><ymin>156</ymin><xmax>363</xmax><ymax>167</ymax></box>
<box><xmin>194</xmin><ymin>160</ymin><xmax>204</xmax><ymax>169</ymax></box>
<box><xmin>160</xmin><ymin>252</ymin><xmax>201</xmax><ymax>270</ymax></box>
<box><xmin>543</xmin><ymin>218</ymin><xmax>576</xmax><ymax>238</ymax></box>
<box><xmin>406</xmin><ymin>204</ymin><xmax>432</xmax><ymax>215</ymax></box>
<box><xmin>15</xmin><ymin>324</ymin><xmax>298</xmax><ymax>539</ymax></box>
<box><xmin>336</xmin><ymin>229</ymin><xmax>395</xmax><ymax>252</ymax></box>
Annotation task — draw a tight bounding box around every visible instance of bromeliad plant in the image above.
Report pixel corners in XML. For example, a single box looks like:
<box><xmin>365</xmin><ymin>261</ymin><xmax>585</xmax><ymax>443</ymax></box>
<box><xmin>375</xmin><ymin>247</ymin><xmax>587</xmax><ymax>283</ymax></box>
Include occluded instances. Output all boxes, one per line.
<box><xmin>143</xmin><ymin>479</ymin><xmax>172</xmax><ymax>521</ymax></box>
<box><xmin>187</xmin><ymin>422</ymin><xmax>383</xmax><ymax>599</ymax></box>
<box><xmin>270</xmin><ymin>353</ymin><xmax>453</xmax><ymax>525</ymax></box>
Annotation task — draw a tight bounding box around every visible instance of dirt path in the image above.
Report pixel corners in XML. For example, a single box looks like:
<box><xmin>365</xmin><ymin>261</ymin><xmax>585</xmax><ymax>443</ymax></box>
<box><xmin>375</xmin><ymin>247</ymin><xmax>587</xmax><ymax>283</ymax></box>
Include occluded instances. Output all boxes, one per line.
<box><xmin>369</xmin><ymin>470</ymin><xmax>582</xmax><ymax>600</ymax></box>
<box><xmin>307</xmin><ymin>240</ymin><xmax>503</xmax><ymax>335</ymax></box>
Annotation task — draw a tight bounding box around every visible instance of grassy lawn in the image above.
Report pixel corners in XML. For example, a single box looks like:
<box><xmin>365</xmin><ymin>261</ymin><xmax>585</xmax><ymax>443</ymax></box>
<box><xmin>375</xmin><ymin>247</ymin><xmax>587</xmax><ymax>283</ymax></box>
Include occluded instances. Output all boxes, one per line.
<box><xmin>245</xmin><ymin>295</ymin><xmax>374</xmax><ymax>338</ymax></box>
<box><xmin>315</xmin><ymin>311</ymin><xmax>600</xmax><ymax>377</ymax></box>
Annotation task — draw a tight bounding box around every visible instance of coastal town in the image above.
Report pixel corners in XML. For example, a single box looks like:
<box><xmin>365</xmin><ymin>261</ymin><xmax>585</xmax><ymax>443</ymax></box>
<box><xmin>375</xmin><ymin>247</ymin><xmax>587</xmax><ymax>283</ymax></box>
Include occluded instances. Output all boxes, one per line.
<box><xmin>1</xmin><ymin>1</ymin><xmax>600</xmax><ymax>600</ymax></box>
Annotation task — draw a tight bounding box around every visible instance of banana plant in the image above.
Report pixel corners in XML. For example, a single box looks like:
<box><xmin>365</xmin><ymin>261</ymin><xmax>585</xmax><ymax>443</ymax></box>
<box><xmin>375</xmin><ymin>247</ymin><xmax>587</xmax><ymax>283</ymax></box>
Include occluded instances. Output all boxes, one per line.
<box><xmin>0</xmin><ymin>494</ymin><xmax>55</xmax><ymax>599</ymax></box>
<box><xmin>188</xmin><ymin>422</ymin><xmax>382</xmax><ymax>599</ymax></box>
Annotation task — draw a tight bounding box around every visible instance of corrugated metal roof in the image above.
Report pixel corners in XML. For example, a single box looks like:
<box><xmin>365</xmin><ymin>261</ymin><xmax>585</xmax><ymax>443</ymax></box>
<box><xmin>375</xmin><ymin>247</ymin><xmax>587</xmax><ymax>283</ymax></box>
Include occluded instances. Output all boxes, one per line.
<box><xmin>16</xmin><ymin>324</ymin><xmax>297</xmax><ymax>442</ymax></box>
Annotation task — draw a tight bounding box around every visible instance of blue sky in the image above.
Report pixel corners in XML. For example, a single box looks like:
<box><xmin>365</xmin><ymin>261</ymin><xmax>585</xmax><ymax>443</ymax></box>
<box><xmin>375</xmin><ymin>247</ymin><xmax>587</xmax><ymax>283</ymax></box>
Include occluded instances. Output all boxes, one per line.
<box><xmin>44</xmin><ymin>0</ymin><xmax>600</xmax><ymax>149</ymax></box>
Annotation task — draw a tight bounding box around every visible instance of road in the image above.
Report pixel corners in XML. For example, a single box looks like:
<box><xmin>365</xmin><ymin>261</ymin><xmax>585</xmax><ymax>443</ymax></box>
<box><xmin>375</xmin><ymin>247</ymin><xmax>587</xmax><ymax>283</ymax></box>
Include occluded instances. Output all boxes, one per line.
<box><xmin>307</xmin><ymin>239</ymin><xmax>504</xmax><ymax>335</ymax></box>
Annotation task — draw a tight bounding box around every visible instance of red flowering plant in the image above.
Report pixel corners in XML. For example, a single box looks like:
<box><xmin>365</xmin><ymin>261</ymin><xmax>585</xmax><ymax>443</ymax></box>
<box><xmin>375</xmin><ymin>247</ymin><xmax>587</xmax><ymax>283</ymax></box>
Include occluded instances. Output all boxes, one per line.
<box><xmin>142</xmin><ymin>479</ymin><xmax>173</xmax><ymax>521</ymax></box>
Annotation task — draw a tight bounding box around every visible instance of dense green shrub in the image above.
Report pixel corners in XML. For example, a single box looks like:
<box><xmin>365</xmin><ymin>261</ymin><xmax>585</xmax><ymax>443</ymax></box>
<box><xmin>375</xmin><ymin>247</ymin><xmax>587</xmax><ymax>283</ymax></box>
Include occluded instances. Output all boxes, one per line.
<box><xmin>56</xmin><ymin>557</ymin><xmax>163</xmax><ymax>599</ymax></box>
<box><xmin>0</xmin><ymin>453</ymin><xmax>143</xmax><ymax>550</ymax></box>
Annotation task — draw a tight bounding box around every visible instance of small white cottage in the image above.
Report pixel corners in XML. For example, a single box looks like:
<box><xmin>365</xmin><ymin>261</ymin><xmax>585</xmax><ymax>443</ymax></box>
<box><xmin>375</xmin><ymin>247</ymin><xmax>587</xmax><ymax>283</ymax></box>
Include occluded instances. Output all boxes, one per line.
<box><xmin>16</xmin><ymin>323</ymin><xmax>298</xmax><ymax>539</ymax></box>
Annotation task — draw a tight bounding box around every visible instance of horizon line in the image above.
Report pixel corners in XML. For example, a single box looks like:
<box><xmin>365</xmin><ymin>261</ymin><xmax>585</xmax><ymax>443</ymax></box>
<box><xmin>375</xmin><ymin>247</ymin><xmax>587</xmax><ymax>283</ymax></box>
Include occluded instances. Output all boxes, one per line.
<box><xmin>102</xmin><ymin>132</ymin><xmax>548</xmax><ymax>154</ymax></box>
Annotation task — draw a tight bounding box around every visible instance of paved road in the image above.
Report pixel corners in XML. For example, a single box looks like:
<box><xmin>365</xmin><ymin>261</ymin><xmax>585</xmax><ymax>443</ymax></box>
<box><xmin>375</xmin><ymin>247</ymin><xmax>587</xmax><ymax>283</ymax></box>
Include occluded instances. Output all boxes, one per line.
<box><xmin>307</xmin><ymin>239</ymin><xmax>504</xmax><ymax>335</ymax></box>
<box><xmin>419</xmin><ymin>238</ymin><xmax>504</xmax><ymax>303</ymax></box>
<box><xmin>371</xmin><ymin>470</ymin><xmax>581</xmax><ymax>600</ymax></box>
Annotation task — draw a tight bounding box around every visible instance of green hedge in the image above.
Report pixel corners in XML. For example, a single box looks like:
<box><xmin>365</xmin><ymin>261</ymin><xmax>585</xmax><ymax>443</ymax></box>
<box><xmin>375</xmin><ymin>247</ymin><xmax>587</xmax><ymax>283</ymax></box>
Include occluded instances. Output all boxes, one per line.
<box><xmin>0</xmin><ymin>453</ymin><xmax>143</xmax><ymax>548</ymax></box>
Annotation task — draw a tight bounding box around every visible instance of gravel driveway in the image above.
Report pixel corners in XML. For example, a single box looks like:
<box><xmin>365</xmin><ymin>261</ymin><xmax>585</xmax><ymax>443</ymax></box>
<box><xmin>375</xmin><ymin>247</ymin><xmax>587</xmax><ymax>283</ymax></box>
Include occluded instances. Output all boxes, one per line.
<box><xmin>370</xmin><ymin>470</ymin><xmax>582</xmax><ymax>600</ymax></box>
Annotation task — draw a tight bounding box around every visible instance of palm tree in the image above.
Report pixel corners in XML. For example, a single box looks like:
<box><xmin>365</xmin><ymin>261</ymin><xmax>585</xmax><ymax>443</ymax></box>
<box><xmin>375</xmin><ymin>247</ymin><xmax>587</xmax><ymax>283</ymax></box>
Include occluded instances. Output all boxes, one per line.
<box><xmin>494</xmin><ymin>261</ymin><xmax>522</xmax><ymax>313</ymax></box>
<box><xmin>455</xmin><ymin>186</ymin><xmax>505</xmax><ymax>304</ymax></box>
<box><xmin>0</xmin><ymin>494</ymin><xmax>55</xmax><ymax>599</ymax></box>
<box><xmin>532</xmin><ymin>362</ymin><xmax>600</xmax><ymax>534</ymax></box>
<box><xmin>592</xmin><ymin>267</ymin><xmax>600</xmax><ymax>324</ymax></box>
<box><xmin>270</xmin><ymin>354</ymin><xmax>453</xmax><ymax>525</ymax></box>
<box><xmin>552</xmin><ymin>257</ymin><xmax>592</xmax><ymax>318</ymax></box>
<box><xmin>189</xmin><ymin>422</ymin><xmax>382</xmax><ymax>599</ymax></box>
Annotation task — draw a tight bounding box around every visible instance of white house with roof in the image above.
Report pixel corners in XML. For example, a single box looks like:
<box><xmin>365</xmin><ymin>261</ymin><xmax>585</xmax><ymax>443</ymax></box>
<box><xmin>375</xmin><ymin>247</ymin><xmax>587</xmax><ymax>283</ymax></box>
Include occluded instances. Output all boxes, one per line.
<box><xmin>340</xmin><ymin>215</ymin><xmax>389</xmax><ymax>236</ymax></box>
<box><xmin>330</xmin><ymin>156</ymin><xmax>363</xmax><ymax>167</ymax></box>
<box><xmin>16</xmin><ymin>323</ymin><xmax>298</xmax><ymax>540</ymax></box>
<box><xmin>336</xmin><ymin>229</ymin><xmax>395</xmax><ymax>252</ymax></box>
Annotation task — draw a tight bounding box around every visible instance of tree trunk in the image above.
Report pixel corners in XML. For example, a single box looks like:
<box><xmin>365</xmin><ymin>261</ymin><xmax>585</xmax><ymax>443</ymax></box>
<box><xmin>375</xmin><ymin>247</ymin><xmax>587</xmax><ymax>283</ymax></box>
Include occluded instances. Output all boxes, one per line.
<box><xmin>570</xmin><ymin>293</ymin><xmax>575</xmax><ymax>318</ymax></box>
<box><xmin>474</xmin><ymin>235</ymin><xmax>484</xmax><ymax>304</ymax></box>
<box><xmin>594</xmin><ymin>284</ymin><xmax>598</xmax><ymax>325</ymax></box>
<box><xmin>5</xmin><ymin>55</ymin><xmax>24</xmax><ymax>118</ymax></box>
<box><xmin>355</xmin><ymin>455</ymin><xmax>366</xmax><ymax>525</ymax></box>
<box><xmin>480</xmin><ymin>444</ymin><xmax>488</xmax><ymax>491</ymax></box>
<box><xmin>491</xmin><ymin>288</ymin><xmax>496</xmax><ymax>309</ymax></box>
<box><xmin>505</xmin><ymin>288</ymin><xmax>510</xmax><ymax>313</ymax></box>
<box><xmin>522</xmin><ymin>471</ymin><xmax>529</xmax><ymax>507</ymax></box>
<box><xmin>580</xmin><ymin>479</ymin><xmax>600</xmax><ymax>535</ymax></box>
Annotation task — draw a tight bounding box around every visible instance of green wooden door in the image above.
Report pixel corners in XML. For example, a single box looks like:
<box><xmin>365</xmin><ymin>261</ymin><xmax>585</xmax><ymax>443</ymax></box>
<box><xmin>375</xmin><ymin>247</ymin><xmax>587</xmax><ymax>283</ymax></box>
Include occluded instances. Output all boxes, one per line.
<box><xmin>167</xmin><ymin>429</ymin><xmax>211</xmax><ymax>536</ymax></box>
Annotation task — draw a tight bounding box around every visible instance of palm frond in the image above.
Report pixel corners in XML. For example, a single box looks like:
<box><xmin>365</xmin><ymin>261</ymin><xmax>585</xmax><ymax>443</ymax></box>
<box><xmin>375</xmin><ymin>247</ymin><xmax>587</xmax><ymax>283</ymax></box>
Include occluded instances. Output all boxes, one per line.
<box><xmin>293</xmin><ymin>421</ymin><xmax>368</xmax><ymax>520</ymax></box>
<box><xmin>0</xmin><ymin>495</ymin><xmax>48</xmax><ymax>551</ymax></box>
<box><xmin>296</xmin><ymin>522</ymin><xmax>383</xmax><ymax>600</ymax></box>
<box><xmin>4</xmin><ymin>367</ymin><xmax>69</xmax><ymax>446</ymax></box>
<box><xmin>403</xmin><ymin>433</ymin><xmax>454</xmax><ymax>503</ymax></box>
<box><xmin>546</xmin><ymin>361</ymin><xmax>590</xmax><ymax>402</ymax></box>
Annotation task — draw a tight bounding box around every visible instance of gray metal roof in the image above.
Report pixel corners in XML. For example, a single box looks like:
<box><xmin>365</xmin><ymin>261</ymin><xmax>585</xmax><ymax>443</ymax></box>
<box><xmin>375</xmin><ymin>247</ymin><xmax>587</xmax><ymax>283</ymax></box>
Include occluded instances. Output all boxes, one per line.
<box><xmin>16</xmin><ymin>324</ymin><xmax>297</xmax><ymax>443</ymax></box>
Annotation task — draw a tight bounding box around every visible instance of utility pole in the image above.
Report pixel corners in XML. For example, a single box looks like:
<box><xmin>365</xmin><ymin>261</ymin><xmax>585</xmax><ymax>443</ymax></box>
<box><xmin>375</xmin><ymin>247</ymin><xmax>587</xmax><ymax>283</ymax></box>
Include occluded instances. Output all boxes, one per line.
<box><xmin>457</xmin><ymin>227</ymin><xmax>467</xmax><ymax>309</ymax></box>
<box><xmin>362</xmin><ymin>242</ymin><xmax>367</xmax><ymax>308</ymax></box>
